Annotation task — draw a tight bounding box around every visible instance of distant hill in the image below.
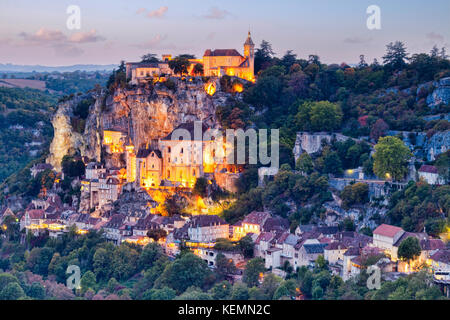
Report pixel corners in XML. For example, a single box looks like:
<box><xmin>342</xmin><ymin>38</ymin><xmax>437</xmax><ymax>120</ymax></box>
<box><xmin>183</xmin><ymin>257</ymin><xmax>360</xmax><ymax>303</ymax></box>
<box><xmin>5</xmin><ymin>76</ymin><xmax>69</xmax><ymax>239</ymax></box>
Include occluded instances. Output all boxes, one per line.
<box><xmin>0</xmin><ymin>63</ymin><xmax>118</xmax><ymax>73</ymax></box>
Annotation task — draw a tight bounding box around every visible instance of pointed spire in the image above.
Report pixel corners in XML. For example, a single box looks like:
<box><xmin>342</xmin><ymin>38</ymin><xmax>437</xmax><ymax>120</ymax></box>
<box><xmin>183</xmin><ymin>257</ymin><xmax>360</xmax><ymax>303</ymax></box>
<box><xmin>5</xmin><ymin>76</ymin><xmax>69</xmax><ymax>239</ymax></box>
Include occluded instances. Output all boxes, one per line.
<box><xmin>244</xmin><ymin>30</ymin><xmax>254</xmax><ymax>46</ymax></box>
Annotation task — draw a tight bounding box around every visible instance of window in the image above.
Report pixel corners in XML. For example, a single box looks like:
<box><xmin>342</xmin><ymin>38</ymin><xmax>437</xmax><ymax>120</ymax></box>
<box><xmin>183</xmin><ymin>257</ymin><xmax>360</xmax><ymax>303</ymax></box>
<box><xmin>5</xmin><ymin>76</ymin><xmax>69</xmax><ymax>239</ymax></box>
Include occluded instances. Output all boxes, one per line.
<box><xmin>181</xmin><ymin>148</ymin><xmax>184</xmax><ymax>154</ymax></box>
<box><xmin>168</xmin><ymin>147</ymin><xmax>171</xmax><ymax>153</ymax></box>
<box><xmin>167</xmin><ymin>170</ymin><xmax>171</xmax><ymax>178</ymax></box>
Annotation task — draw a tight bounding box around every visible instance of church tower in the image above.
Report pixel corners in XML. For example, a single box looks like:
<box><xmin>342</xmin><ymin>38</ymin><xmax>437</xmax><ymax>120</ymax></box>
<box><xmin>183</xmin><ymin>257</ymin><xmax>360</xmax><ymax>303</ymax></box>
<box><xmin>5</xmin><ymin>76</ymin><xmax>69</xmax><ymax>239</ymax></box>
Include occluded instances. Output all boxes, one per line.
<box><xmin>244</xmin><ymin>31</ymin><xmax>255</xmax><ymax>80</ymax></box>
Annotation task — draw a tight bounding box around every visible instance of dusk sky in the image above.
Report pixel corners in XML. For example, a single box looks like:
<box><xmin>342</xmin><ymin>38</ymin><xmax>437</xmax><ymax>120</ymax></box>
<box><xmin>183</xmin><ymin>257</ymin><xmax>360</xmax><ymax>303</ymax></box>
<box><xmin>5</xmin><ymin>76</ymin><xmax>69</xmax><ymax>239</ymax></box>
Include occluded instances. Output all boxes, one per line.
<box><xmin>1</xmin><ymin>0</ymin><xmax>449</xmax><ymax>66</ymax></box>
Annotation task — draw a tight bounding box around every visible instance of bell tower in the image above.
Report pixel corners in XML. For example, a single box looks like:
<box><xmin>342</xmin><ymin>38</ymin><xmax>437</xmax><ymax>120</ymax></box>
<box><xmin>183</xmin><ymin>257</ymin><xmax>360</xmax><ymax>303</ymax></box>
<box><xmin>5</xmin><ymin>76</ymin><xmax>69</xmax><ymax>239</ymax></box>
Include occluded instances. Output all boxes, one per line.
<box><xmin>244</xmin><ymin>31</ymin><xmax>255</xmax><ymax>80</ymax></box>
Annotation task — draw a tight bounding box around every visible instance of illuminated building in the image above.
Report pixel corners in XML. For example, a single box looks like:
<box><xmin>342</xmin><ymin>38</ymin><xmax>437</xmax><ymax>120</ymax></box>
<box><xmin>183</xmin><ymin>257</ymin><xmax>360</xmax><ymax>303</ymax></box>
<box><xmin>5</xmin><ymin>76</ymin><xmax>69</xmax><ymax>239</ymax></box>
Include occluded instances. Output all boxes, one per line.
<box><xmin>187</xmin><ymin>215</ymin><xmax>229</xmax><ymax>243</ymax></box>
<box><xmin>103</xmin><ymin>130</ymin><xmax>126</xmax><ymax>153</ymax></box>
<box><xmin>136</xmin><ymin>147</ymin><xmax>163</xmax><ymax>188</ymax></box>
<box><xmin>203</xmin><ymin>32</ymin><xmax>255</xmax><ymax>82</ymax></box>
<box><xmin>232</xmin><ymin>211</ymin><xmax>271</xmax><ymax>240</ymax></box>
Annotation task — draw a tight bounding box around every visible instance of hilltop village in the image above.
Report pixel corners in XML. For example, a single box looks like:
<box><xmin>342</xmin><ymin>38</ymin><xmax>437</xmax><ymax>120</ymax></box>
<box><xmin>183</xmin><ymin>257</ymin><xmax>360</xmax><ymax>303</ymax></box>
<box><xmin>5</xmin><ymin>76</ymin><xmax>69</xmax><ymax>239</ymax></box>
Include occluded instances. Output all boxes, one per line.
<box><xmin>0</xmin><ymin>32</ymin><xmax>449</xmax><ymax>299</ymax></box>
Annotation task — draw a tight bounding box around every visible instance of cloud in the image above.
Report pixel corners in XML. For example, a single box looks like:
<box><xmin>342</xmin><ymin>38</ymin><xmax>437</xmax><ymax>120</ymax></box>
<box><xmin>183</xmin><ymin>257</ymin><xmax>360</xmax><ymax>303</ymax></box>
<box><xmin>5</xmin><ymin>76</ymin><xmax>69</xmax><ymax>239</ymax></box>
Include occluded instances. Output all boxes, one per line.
<box><xmin>135</xmin><ymin>34</ymin><xmax>168</xmax><ymax>49</ymax></box>
<box><xmin>19</xmin><ymin>28</ymin><xmax>66</xmax><ymax>44</ymax></box>
<box><xmin>69</xmin><ymin>29</ymin><xmax>105</xmax><ymax>43</ymax></box>
<box><xmin>16</xmin><ymin>27</ymin><xmax>106</xmax><ymax>58</ymax></box>
<box><xmin>203</xmin><ymin>7</ymin><xmax>231</xmax><ymax>19</ymax></box>
<box><xmin>426</xmin><ymin>32</ymin><xmax>444</xmax><ymax>42</ymax></box>
<box><xmin>136</xmin><ymin>8</ymin><xmax>146</xmax><ymax>15</ymax></box>
<box><xmin>343</xmin><ymin>36</ymin><xmax>373</xmax><ymax>44</ymax></box>
<box><xmin>147</xmin><ymin>6</ymin><xmax>168</xmax><ymax>18</ymax></box>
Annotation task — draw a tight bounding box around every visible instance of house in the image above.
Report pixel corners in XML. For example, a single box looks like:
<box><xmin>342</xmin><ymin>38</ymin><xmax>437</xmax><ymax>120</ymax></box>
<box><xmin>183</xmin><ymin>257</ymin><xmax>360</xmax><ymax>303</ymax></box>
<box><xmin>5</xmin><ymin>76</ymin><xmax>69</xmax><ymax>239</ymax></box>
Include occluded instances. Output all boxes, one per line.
<box><xmin>0</xmin><ymin>207</ymin><xmax>16</xmax><ymax>224</ymax></box>
<box><xmin>128</xmin><ymin>62</ymin><xmax>173</xmax><ymax>85</ymax></box>
<box><xmin>342</xmin><ymin>247</ymin><xmax>361</xmax><ymax>280</ymax></box>
<box><xmin>297</xmin><ymin>242</ymin><xmax>327</xmax><ymax>267</ymax></box>
<box><xmin>324</xmin><ymin>242</ymin><xmax>348</xmax><ymax>265</ymax></box>
<box><xmin>372</xmin><ymin>224</ymin><xmax>405</xmax><ymax>259</ymax></box>
<box><xmin>254</xmin><ymin>232</ymin><xmax>275</xmax><ymax>258</ymax></box>
<box><xmin>187</xmin><ymin>215</ymin><xmax>229</xmax><ymax>243</ymax></box>
<box><xmin>429</xmin><ymin>249</ymin><xmax>450</xmax><ymax>279</ymax></box>
<box><xmin>294</xmin><ymin>224</ymin><xmax>315</xmax><ymax>237</ymax></box>
<box><xmin>30</xmin><ymin>163</ymin><xmax>53</xmax><ymax>178</ymax></box>
<box><xmin>232</xmin><ymin>211</ymin><xmax>271</xmax><ymax>240</ymax></box>
<box><xmin>418</xmin><ymin>165</ymin><xmax>444</xmax><ymax>185</ymax></box>
<box><xmin>103</xmin><ymin>214</ymin><xmax>126</xmax><ymax>244</ymax></box>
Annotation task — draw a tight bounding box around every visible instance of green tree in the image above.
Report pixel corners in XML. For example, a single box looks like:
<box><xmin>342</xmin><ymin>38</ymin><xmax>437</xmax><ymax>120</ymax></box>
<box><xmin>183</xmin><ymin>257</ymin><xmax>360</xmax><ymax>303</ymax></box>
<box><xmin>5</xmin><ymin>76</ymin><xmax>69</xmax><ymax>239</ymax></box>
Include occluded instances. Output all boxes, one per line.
<box><xmin>158</xmin><ymin>253</ymin><xmax>212</xmax><ymax>294</ymax></box>
<box><xmin>143</xmin><ymin>286</ymin><xmax>176</xmax><ymax>300</ymax></box>
<box><xmin>0</xmin><ymin>282</ymin><xmax>25</xmax><ymax>300</ymax></box>
<box><xmin>138</xmin><ymin>243</ymin><xmax>163</xmax><ymax>270</ymax></box>
<box><xmin>243</xmin><ymin>258</ymin><xmax>265</xmax><ymax>287</ymax></box>
<box><xmin>383</xmin><ymin>41</ymin><xmax>408</xmax><ymax>70</ymax></box>
<box><xmin>210</xmin><ymin>280</ymin><xmax>232</xmax><ymax>300</ymax></box>
<box><xmin>28</xmin><ymin>282</ymin><xmax>45</xmax><ymax>300</ymax></box>
<box><xmin>373</xmin><ymin>136</ymin><xmax>412</xmax><ymax>181</ymax></box>
<box><xmin>261</xmin><ymin>273</ymin><xmax>282</xmax><ymax>299</ymax></box>
<box><xmin>309</xmin><ymin>101</ymin><xmax>343</xmax><ymax>132</ymax></box>
<box><xmin>295</xmin><ymin>153</ymin><xmax>314</xmax><ymax>174</ymax></box>
<box><xmin>231</xmin><ymin>282</ymin><xmax>250</xmax><ymax>300</ymax></box>
<box><xmin>141</xmin><ymin>53</ymin><xmax>159</xmax><ymax>63</ymax></box>
<box><xmin>80</xmin><ymin>271</ymin><xmax>96</xmax><ymax>294</ymax></box>
<box><xmin>398</xmin><ymin>237</ymin><xmax>421</xmax><ymax>262</ymax></box>
<box><xmin>193</xmin><ymin>177</ymin><xmax>208</xmax><ymax>198</ymax></box>
<box><xmin>168</xmin><ymin>56</ymin><xmax>190</xmax><ymax>76</ymax></box>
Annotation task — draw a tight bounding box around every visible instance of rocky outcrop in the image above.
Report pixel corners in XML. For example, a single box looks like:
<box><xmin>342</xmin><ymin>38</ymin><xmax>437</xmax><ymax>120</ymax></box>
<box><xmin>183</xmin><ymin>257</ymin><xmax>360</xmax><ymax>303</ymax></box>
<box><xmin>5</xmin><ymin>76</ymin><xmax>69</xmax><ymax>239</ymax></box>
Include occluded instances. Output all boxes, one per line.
<box><xmin>46</xmin><ymin>96</ymin><xmax>87</xmax><ymax>171</ymax></box>
<box><xmin>292</xmin><ymin>132</ymin><xmax>357</xmax><ymax>161</ymax></box>
<box><xmin>426</xmin><ymin>77</ymin><xmax>450</xmax><ymax>108</ymax></box>
<box><xmin>387</xmin><ymin>130</ymin><xmax>449</xmax><ymax>161</ymax></box>
<box><xmin>426</xmin><ymin>130</ymin><xmax>450</xmax><ymax>160</ymax></box>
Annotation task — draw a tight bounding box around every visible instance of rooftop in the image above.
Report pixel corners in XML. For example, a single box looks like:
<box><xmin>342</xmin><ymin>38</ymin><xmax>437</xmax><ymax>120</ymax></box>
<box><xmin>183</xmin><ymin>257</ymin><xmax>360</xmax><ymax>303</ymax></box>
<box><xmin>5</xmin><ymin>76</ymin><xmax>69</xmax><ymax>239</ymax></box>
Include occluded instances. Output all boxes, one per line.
<box><xmin>373</xmin><ymin>224</ymin><xmax>404</xmax><ymax>238</ymax></box>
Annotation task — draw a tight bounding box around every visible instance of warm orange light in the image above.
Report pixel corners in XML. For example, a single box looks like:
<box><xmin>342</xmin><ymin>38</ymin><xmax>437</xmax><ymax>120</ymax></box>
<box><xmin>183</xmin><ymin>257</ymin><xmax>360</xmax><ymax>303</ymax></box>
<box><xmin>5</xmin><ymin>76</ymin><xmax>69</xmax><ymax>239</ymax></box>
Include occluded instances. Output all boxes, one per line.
<box><xmin>233</xmin><ymin>83</ymin><xmax>244</xmax><ymax>93</ymax></box>
<box><xmin>205</xmin><ymin>82</ymin><xmax>216</xmax><ymax>96</ymax></box>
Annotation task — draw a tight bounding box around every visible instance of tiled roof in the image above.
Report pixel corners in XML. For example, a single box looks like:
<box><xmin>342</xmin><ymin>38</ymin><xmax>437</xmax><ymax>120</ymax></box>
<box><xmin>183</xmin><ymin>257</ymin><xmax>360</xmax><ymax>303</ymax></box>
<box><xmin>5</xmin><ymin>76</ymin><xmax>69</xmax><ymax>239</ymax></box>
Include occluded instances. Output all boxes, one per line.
<box><xmin>430</xmin><ymin>249</ymin><xmax>450</xmax><ymax>264</ymax></box>
<box><xmin>373</xmin><ymin>224</ymin><xmax>404</xmax><ymax>238</ymax></box>
<box><xmin>255</xmin><ymin>232</ymin><xmax>274</xmax><ymax>244</ymax></box>
<box><xmin>418</xmin><ymin>165</ymin><xmax>438</xmax><ymax>174</ymax></box>
<box><xmin>316</xmin><ymin>226</ymin><xmax>339</xmax><ymax>235</ymax></box>
<box><xmin>420</xmin><ymin>239</ymin><xmax>445</xmax><ymax>251</ymax></box>
<box><xmin>344</xmin><ymin>247</ymin><xmax>360</xmax><ymax>256</ymax></box>
<box><xmin>136</xmin><ymin>148</ymin><xmax>162</xmax><ymax>159</ymax></box>
<box><xmin>325</xmin><ymin>242</ymin><xmax>347</xmax><ymax>251</ymax></box>
<box><xmin>204</xmin><ymin>49</ymin><xmax>242</xmax><ymax>57</ymax></box>
<box><xmin>189</xmin><ymin>215</ymin><xmax>227</xmax><ymax>228</ymax></box>
<box><xmin>303</xmin><ymin>243</ymin><xmax>327</xmax><ymax>254</ymax></box>
<box><xmin>27</xmin><ymin>209</ymin><xmax>45</xmax><ymax>219</ymax></box>
<box><xmin>262</xmin><ymin>216</ymin><xmax>289</xmax><ymax>232</ymax></box>
<box><xmin>243</xmin><ymin>211</ymin><xmax>271</xmax><ymax>226</ymax></box>
<box><xmin>161</xmin><ymin>122</ymin><xmax>210</xmax><ymax>141</ymax></box>
<box><xmin>105</xmin><ymin>214</ymin><xmax>125</xmax><ymax>229</ymax></box>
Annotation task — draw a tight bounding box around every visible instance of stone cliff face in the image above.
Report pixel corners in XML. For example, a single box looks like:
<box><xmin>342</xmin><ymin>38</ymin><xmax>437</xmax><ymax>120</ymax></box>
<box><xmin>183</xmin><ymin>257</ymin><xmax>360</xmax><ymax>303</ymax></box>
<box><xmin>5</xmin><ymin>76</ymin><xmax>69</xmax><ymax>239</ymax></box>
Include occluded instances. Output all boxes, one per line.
<box><xmin>426</xmin><ymin>77</ymin><xmax>450</xmax><ymax>108</ymax></box>
<box><xmin>102</xmin><ymin>80</ymin><xmax>224</xmax><ymax>150</ymax></box>
<box><xmin>47</xmin><ymin>79</ymin><xmax>230</xmax><ymax>171</ymax></box>
<box><xmin>292</xmin><ymin>132</ymin><xmax>358</xmax><ymax>161</ymax></box>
